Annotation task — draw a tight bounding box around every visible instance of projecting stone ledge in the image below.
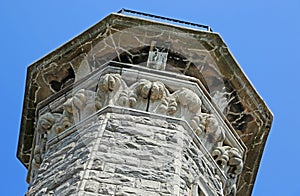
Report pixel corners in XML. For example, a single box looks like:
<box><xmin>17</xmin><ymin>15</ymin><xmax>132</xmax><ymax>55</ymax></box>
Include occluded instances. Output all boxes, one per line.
<box><xmin>18</xmin><ymin>11</ymin><xmax>272</xmax><ymax>196</ymax></box>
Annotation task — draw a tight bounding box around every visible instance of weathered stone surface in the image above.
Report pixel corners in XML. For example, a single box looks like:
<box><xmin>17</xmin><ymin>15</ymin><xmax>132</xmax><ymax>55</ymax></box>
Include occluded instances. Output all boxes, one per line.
<box><xmin>18</xmin><ymin>11</ymin><xmax>272</xmax><ymax>196</ymax></box>
<box><xmin>26</xmin><ymin>111</ymin><xmax>227</xmax><ymax>195</ymax></box>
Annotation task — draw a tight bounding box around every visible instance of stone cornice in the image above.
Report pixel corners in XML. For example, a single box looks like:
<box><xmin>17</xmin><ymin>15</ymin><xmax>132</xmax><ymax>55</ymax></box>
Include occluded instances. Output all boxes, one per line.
<box><xmin>18</xmin><ymin>12</ymin><xmax>272</xmax><ymax>196</ymax></box>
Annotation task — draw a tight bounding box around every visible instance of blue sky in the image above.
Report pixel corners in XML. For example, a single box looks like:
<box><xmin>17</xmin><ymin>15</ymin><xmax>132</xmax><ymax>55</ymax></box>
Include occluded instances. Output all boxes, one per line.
<box><xmin>1</xmin><ymin>1</ymin><xmax>299</xmax><ymax>195</ymax></box>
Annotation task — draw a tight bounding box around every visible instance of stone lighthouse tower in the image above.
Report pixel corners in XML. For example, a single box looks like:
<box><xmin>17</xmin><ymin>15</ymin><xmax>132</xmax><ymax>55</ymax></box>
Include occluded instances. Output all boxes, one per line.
<box><xmin>17</xmin><ymin>9</ymin><xmax>272</xmax><ymax>196</ymax></box>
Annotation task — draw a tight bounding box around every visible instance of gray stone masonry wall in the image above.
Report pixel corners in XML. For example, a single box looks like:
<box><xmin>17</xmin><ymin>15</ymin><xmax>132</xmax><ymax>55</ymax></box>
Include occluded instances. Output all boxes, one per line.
<box><xmin>27</xmin><ymin>64</ymin><xmax>245</xmax><ymax>195</ymax></box>
<box><xmin>18</xmin><ymin>13</ymin><xmax>273</xmax><ymax>196</ymax></box>
<box><xmin>27</xmin><ymin>110</ymin><xmax>224</xmax><ymax>195</ymax></box>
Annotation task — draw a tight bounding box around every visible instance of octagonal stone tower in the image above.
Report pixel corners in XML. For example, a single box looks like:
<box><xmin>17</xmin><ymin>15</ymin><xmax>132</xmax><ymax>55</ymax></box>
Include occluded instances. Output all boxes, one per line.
<box><xmin>17</xmin><ymin>10</ymin><xmax>272</xmax><ymax>196</ymax></box>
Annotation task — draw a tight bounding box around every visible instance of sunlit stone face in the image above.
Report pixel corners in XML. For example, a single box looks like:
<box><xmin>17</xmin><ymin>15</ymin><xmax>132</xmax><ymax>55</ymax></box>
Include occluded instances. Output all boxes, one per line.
<box><xmin>18</xmin><ymin>13</ymin><xmax>272</xmax><ymax>196</ymax></box>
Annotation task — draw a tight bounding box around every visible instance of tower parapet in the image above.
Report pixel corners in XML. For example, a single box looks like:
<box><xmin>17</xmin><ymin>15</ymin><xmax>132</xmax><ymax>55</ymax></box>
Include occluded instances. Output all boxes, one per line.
<box><xmin>18</xmin><ymin>10</ymin><xmax>272</xmax><ymax>195</ymax></box>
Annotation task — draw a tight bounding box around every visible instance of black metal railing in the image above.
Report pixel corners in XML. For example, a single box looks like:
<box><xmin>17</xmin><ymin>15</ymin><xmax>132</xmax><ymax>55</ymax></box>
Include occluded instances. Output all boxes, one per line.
<box><xmin>117</xmin><ymin>8</ymin><xmax>213</xmax><ymax>32</ymax></box>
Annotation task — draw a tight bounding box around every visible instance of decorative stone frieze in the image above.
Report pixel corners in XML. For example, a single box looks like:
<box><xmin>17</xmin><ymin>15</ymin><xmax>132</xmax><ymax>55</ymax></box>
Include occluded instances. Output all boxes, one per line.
<box><xmin>18</xmin><ymin>11</ymin><xmax>272</xmax><ymax>196</ymax></box>
<box><xmin>34</xmin><ymin>68</ymin><xmax>239</xmax><ymax>146</ymax></box>
<box><xmin>28</xmin><ymin>64</ymin><xmax>245</xmax><ymax>196</ymax></box>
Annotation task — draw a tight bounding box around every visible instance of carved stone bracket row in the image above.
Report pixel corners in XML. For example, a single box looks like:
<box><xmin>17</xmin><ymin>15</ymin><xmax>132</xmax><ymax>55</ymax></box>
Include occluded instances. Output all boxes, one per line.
<box><xmin>32</xmin><ymin>73</ymin><xmax>243</xmax><ymax>195</ymax></box>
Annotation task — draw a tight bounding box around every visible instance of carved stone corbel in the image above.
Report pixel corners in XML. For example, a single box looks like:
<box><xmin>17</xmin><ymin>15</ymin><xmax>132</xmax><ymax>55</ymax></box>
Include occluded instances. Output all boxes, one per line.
<box><xmin>96</xmin><ymin>74</ymin><xmax>126</xmax><ymax>109</ymax></box>
<box><xmin>211</xmin><ymin>146</ymin><xmax>243</xmax><ymax>195</ymax></box>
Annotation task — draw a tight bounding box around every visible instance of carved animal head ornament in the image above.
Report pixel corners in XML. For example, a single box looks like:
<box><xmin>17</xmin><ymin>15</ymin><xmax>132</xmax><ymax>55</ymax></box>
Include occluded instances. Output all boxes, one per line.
<box><xmin>150</xmin><ymin>82</ymin><xmax>165</xmax><ymax>100</ymax></box>
<box><xmin>211</xmin><ymin>146</ymin><xmax>243</xmax><ymax>175</ymax></box>
<box><xmin>72</xmin><ymin>89</ymin><xmax>88</xmax><ymax>111</ymax></box>
<box><xmin>63</xmin><ymin>98</ymin><xmax>73</xmax><ymax>114</ymax></box>
<box><xmin>205</xmin><ymin>115</ymin><xmax>225</xmax><ymax>143</ymax></box>
<box><xmin>37</xmin><ymin>111</ymin><xmax>73</xmax><ymax>138</ymax></box>
<box><xmin>134</xmin><ymin>80</ymin><xmax>166</xmax><ymax>101</ymax></box>
<box><xmin>211</xmin><ymin>146</ymin><xmax>243</xmax><ymax>195</ymax></box>
<box><xmin>155</xmin><ymin>96</ymin><xmax>177</xmax><ymax>115</ymax></box>
<box><xmin>174</xmin><ymin>88</ymin><xmax>202</xmax><ymax>113</ymax></box>
<box><xmin>136</xmin><ymin>79</ymin><xmax>152</xmax><ymax>99</ymax></box>
<box><xmin>98</xmin><ymin>74</ymin><xmax>122</xmax><ymax>92</ymax></box>
<box><xmin>166</xmin><ymin>98</ymin><xmax>177</xmax><ymax>114</ymax></box>
<box><xmin>37</xmin><ymin>113</ymin><xmax>56</xmax><ymax>134</ymax></box>
<box><xmin>227</xmin><ymin>148</ymin><xmax>243</xmax><ymax>176</ymax></box>
<box><xmin>96</xmin><ymin>74</ymin><xmax>125</xmax><ymax>109</ymax></box>
<box><xmin>190</xmin><ymin>115</ymin><xmax>206</xmax><ymax>135</ymax></box>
